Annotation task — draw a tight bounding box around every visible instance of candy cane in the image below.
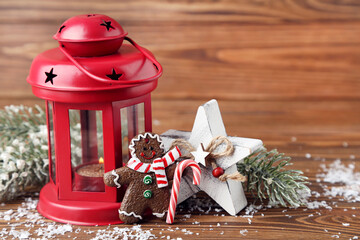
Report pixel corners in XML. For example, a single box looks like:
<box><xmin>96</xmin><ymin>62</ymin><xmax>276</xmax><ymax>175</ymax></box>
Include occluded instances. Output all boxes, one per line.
<box><xmin>166</xmin><ymin>159</ymin><xmax>201</xmax><ymax>224</ymax></box>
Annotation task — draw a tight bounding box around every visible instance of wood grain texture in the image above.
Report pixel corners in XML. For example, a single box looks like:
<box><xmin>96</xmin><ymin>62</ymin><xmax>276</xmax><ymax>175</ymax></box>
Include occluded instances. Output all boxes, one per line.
<box><xmin>1</xmin><ymin>0</ymin><xmax>360</xmax><ymax>101</ymax></box>
<box><xmin>0</xmin><ymin>148</ymin><xmax>359</xmax><ymax>239</ymax></box>
<box><xmin>0</xmin><ymin>0</ymin><xmax>360</xmax><ymax>239</ymax></box>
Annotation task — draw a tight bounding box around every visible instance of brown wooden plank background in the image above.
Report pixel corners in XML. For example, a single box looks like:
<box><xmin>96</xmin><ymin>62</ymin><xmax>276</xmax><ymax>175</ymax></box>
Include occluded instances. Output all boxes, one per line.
<box><xmin>1</xmin><ymin>0</ymin><xmax>360</xmax><ymax>139</ymax></box>
<box><xmin>0</xmin><ymin>0</ymin><xmax>359</xmax><ymax>239</ymax></box>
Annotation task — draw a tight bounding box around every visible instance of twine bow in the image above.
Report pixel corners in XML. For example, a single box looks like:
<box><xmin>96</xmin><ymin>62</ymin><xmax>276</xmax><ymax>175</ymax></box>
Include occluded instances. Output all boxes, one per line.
<box><xmin>170</xmin><ymin>136</ymin><xmax>246</xmax><ymax>182</ymax></box>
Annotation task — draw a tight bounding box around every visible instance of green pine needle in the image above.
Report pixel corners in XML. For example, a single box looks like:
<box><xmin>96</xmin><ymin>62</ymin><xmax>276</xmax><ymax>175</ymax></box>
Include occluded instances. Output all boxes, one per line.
<box><xmin>0</xmin><ymin>105</ymin><xmax>310</xmax><ymax>208</ymax></box>
<box><xmin>237</xmin><ymin>148</ymin><xmax>310</xmax><ymax>208</ymax></box>
<box><xmin>0</xmin><ymin>105</ymin><xmax>49</xmax><ymax>202</ymax></box>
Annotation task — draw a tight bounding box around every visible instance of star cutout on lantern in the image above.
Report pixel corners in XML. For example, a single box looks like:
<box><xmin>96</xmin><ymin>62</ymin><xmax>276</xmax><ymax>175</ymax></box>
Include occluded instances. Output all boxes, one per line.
<box><xmin>100</xmin><ymin>20</ymin><xmax>115</xmax><ymax>31</ymax></box>
<box><xmin>191</xmin><ymin>144</ymin><xmax>209</xmax><ymax>167</ymax></box>
<box><xmin>161</xmin><ymin>99</ymin><xmax>263</xmax><ymax>216</ymax></box>
<box><xmin>45</xmin><ymin>68</ymin><xmax>57</xmax><ymax>85</ymax></box>
<box><xmin>58</xmin><ymin>25</ymin><xmax>65</xmax><ymax>33</ymax></box>
<box><xmin>106</xmin><ymin>69</ymin><xmax>122</xmax><ymax>80</ymax></box>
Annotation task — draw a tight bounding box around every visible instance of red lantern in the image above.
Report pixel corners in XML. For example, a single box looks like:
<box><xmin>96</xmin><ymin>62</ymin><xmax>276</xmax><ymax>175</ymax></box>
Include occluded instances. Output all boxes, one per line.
<box><xmin>26</xmin><ymin>14</ymin><xmax>162</xmax><ymax>225</ymax></box>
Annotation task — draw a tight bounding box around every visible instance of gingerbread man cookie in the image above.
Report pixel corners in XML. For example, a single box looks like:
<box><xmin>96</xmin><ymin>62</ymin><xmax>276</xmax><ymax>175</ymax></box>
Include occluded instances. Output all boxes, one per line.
<box><xmin>103</xmin><ymin>132</ymin><xmax>182</xmax><ymax>223</ymax></box>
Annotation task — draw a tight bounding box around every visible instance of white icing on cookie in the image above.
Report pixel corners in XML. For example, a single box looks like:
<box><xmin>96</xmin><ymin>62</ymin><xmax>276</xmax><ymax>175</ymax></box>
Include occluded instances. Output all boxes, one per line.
<box><xmin>118</xmin><ymin>210</ymin><xmax>142</xmax><ymax>219</ymax></box>
<box><xmin>152</xmin><ymin>212</ymin><xmax>167</xmax><ymax>218</ymax></box>
<box><xmin>128</xmin><ymin>132</ymin><xmax>164</xmax><ymax>157</ymax></box>
<box><xmin>111</xmin><ymin>170</ymin><xmax>121</xmax><ymax>188</ymax></box>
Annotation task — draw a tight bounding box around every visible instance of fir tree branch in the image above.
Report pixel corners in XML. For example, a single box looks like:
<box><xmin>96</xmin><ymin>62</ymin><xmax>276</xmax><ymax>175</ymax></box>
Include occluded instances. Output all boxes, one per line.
<box><xmin>0</xmin><ymin>105</ymin><xmax>49</xmax><ymax>202</ymax></box>
<box><xmin>237</xmin><ymin>148</ymin><xmax>310</xmax><ymax>207</ymax></box>
<box><xmin>0</xmin><ymin>105</ymin><xmax>310</xmax><ymax>208</ymax></box>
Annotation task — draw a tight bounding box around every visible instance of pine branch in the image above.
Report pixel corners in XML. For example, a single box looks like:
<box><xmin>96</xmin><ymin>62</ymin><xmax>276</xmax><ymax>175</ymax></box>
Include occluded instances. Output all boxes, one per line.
<box><xmin>0</xmin><ymin>105</ymin><xmax>310</xmax><ymax>208</ymax></box>
<box><xmin>237</xmin><ymin>148</ymin><xmax>310</xmax><ymax>208</ymax></box>
<box><xmin>0</xmin><ymin>105</ymin><xmax>49</xmax><ymax>202</ymax></box>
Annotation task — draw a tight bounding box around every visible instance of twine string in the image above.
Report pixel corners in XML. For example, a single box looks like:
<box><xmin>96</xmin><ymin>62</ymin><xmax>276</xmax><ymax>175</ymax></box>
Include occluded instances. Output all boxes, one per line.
<box><xmin>171</xmin><ymin>139</ymin><xmax>195</xmax><ymax>157</ymax></box>
<box><xmin>206</xmin><ymin>136</ymin><xmax>234</xmax><ymax>158</ymax></box>
<box><xmin>170</xmin><ymin>136</ymin><xmax>246</xmax><ymax>182</ymax></box>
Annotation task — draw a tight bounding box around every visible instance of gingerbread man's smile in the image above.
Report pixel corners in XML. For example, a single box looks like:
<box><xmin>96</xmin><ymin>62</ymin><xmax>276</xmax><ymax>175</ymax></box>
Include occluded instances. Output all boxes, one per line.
<box><xmin>141</xmin><ymin>151</ymin><xmax>156</xmax><ymax>159</ymax></box>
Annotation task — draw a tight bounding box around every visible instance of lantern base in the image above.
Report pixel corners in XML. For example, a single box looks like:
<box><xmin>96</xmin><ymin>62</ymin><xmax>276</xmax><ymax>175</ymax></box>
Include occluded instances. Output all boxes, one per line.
<box><xmin>37</xmin><ymin>183</ymin><xmax>123</xmax><ymax>225</ymax></box>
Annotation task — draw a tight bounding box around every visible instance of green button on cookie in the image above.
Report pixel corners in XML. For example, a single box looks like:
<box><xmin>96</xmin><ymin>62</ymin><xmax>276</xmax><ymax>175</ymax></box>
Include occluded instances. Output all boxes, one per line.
<box><xmin>143</xmin><ymin>190</ymin><xmax>152</xmax><ymax>199</ymax></box>
<box><xmin>143</xmin><ymin>175</ymin><xmax>152</xmax><ymax>185</ymax></box>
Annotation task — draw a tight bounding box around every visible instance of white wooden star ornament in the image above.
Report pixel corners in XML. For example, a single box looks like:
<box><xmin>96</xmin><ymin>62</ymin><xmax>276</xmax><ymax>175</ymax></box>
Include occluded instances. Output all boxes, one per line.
<box><xmin>161</xmin><ymin>99</ymin><xmax>263</xmax><ymax>215</ymax></box>
<box><xmin>191</xmin><ymin>144</ymin><xmax>209</xmax><ymax>167</ymax></box>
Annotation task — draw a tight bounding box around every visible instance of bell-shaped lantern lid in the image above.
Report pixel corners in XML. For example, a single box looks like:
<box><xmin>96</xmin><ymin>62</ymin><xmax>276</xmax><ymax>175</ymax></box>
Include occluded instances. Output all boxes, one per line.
<box><xmin>53</xmin><ymin>14</ymin><xmax>128</xmax><ymax>57</ymax></box>
<box><xmin>27</xmin><ymin>14</ymin><xmax>162</xmax><ymax>103</ymax></box>
<box><xmin>53</xmin><ymin>14</ymin><xmax>127</xmax><ymax>43</ymax></box>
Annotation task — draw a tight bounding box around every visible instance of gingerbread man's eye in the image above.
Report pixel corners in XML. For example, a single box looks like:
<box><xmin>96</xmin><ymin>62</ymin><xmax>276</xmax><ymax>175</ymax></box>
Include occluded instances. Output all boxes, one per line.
<box><xmin>143</xmin><ymin>147</ymin><xmax>147</xmax><ymax>151</ymax></box>
<box><xmin>150</xmin><ymin>146</ymin><xmax>154</xmax><ymax>151</ymax></box>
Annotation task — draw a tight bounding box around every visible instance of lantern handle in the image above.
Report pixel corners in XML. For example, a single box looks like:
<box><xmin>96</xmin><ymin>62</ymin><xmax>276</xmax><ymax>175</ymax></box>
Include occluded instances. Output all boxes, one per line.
<box><xmin>58</xmin><ymin>36</ymin><xmax>162</xmax><ymax>85</ymax></box>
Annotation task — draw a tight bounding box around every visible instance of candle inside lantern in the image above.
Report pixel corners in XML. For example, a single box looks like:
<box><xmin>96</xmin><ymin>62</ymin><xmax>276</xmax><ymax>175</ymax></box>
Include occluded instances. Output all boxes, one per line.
<box><xmin>73</xmin><ymin>157</ymin><xmax>105</xmax><ymax>192</ymax></box>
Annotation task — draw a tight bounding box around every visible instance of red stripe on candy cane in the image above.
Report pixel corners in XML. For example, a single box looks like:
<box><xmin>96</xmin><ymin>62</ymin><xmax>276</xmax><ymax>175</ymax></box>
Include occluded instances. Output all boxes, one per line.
<box><xmin>127</xmin><ymin>146</ymin><xmax>183</xmax><ymax>188</ymax></box>
<box><xmin>166</xmin><ymin>159</ymin><xmax>201</xmax><ymax>224</ymax></box>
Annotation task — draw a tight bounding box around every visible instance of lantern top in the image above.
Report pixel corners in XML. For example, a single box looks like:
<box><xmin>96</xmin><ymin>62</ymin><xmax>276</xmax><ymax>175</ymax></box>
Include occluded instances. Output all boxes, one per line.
<box><xmin>53</xmin><ymin>14</ymin><xmax>127</xmax><ymax>43</ymax></box>
<box><xmin>27</xmin><ymin>44</ymin><xmax>159</xmax><ymax>103</ymax></box>
<box><xmin>27</xmin><ymin>14</ymin><xmax>162</xmax><ymax>103</ymax></box>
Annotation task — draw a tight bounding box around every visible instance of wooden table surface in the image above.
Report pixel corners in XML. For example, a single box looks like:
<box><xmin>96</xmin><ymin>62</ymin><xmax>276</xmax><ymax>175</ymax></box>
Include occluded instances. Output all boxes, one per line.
<box><xmin>0</xmin><ymin>0</ymin><xmax>360</xmax><ymax>239</ymax></box>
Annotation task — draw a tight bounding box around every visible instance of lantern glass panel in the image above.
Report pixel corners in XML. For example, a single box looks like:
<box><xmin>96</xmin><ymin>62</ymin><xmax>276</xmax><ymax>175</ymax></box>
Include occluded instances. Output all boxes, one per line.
<box><xmin>69</xmin><ymin>109</ymin><xmax>105</xmax><ymax>192</ymax></box>
<box><xmin>47</xmin><ymin>101</ymin><xmax>56</xmax><ymax>184</ymax></box>
<box><xmin>120</xmin><ymin>103</ymin><xmax>145</xmax><ymax>163</ymax></box>
<box><xmin>137</xmin><ymin>103</ymin><xmax>145</xmax><ymax>133</ymax></box>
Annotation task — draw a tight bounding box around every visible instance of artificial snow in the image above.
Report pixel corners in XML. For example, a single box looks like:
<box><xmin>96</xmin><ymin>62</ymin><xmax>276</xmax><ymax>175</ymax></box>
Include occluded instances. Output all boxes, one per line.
<box><xmin>91</xmin><ymin>226</ymin><xmax>155</xmax><ymax>240</ymax></box>
<box><xmin>317</xmin><ymin>159</ymin><xmax>360</xmax><ymax>202</ymax></box>
<box><xmin>0</xmin><ymin>198</ymin><xmax>162</xmax><ymax>240</ymax></box>
<box><xmin>9</xmin><ymin>229</ymin><xmax>31</xmax><ymax>239</ymax></box>
<box><xmin>305</xmin><ymin>200</ymin><xmax>332</xmax><ymax>210</ymax></box>
<box><xmin>239</xmin><ymin>229</ymin><xmax>248</xmax><ymax>236</ymax></box>
<box><xmin>0</xmin><ymin>153</ymin><xmax>358</xmax><ymax>239</ymax></box>
<box><xmin>35</xmin><ymin>224</ymin><xmax>73</xmax><ymax>238</ymax></box>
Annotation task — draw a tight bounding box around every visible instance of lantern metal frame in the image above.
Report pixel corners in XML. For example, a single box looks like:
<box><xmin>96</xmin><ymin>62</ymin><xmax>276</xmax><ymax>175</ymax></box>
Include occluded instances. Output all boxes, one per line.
<box><xmin>37</xmin><ymin>94</ymin><xmax>152</xmax><ymax>225</ymax></box>
<box><xmin>27</xmin><ymin>14</ymin><xmax>162</xmax><ymax>225</ymax></box>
